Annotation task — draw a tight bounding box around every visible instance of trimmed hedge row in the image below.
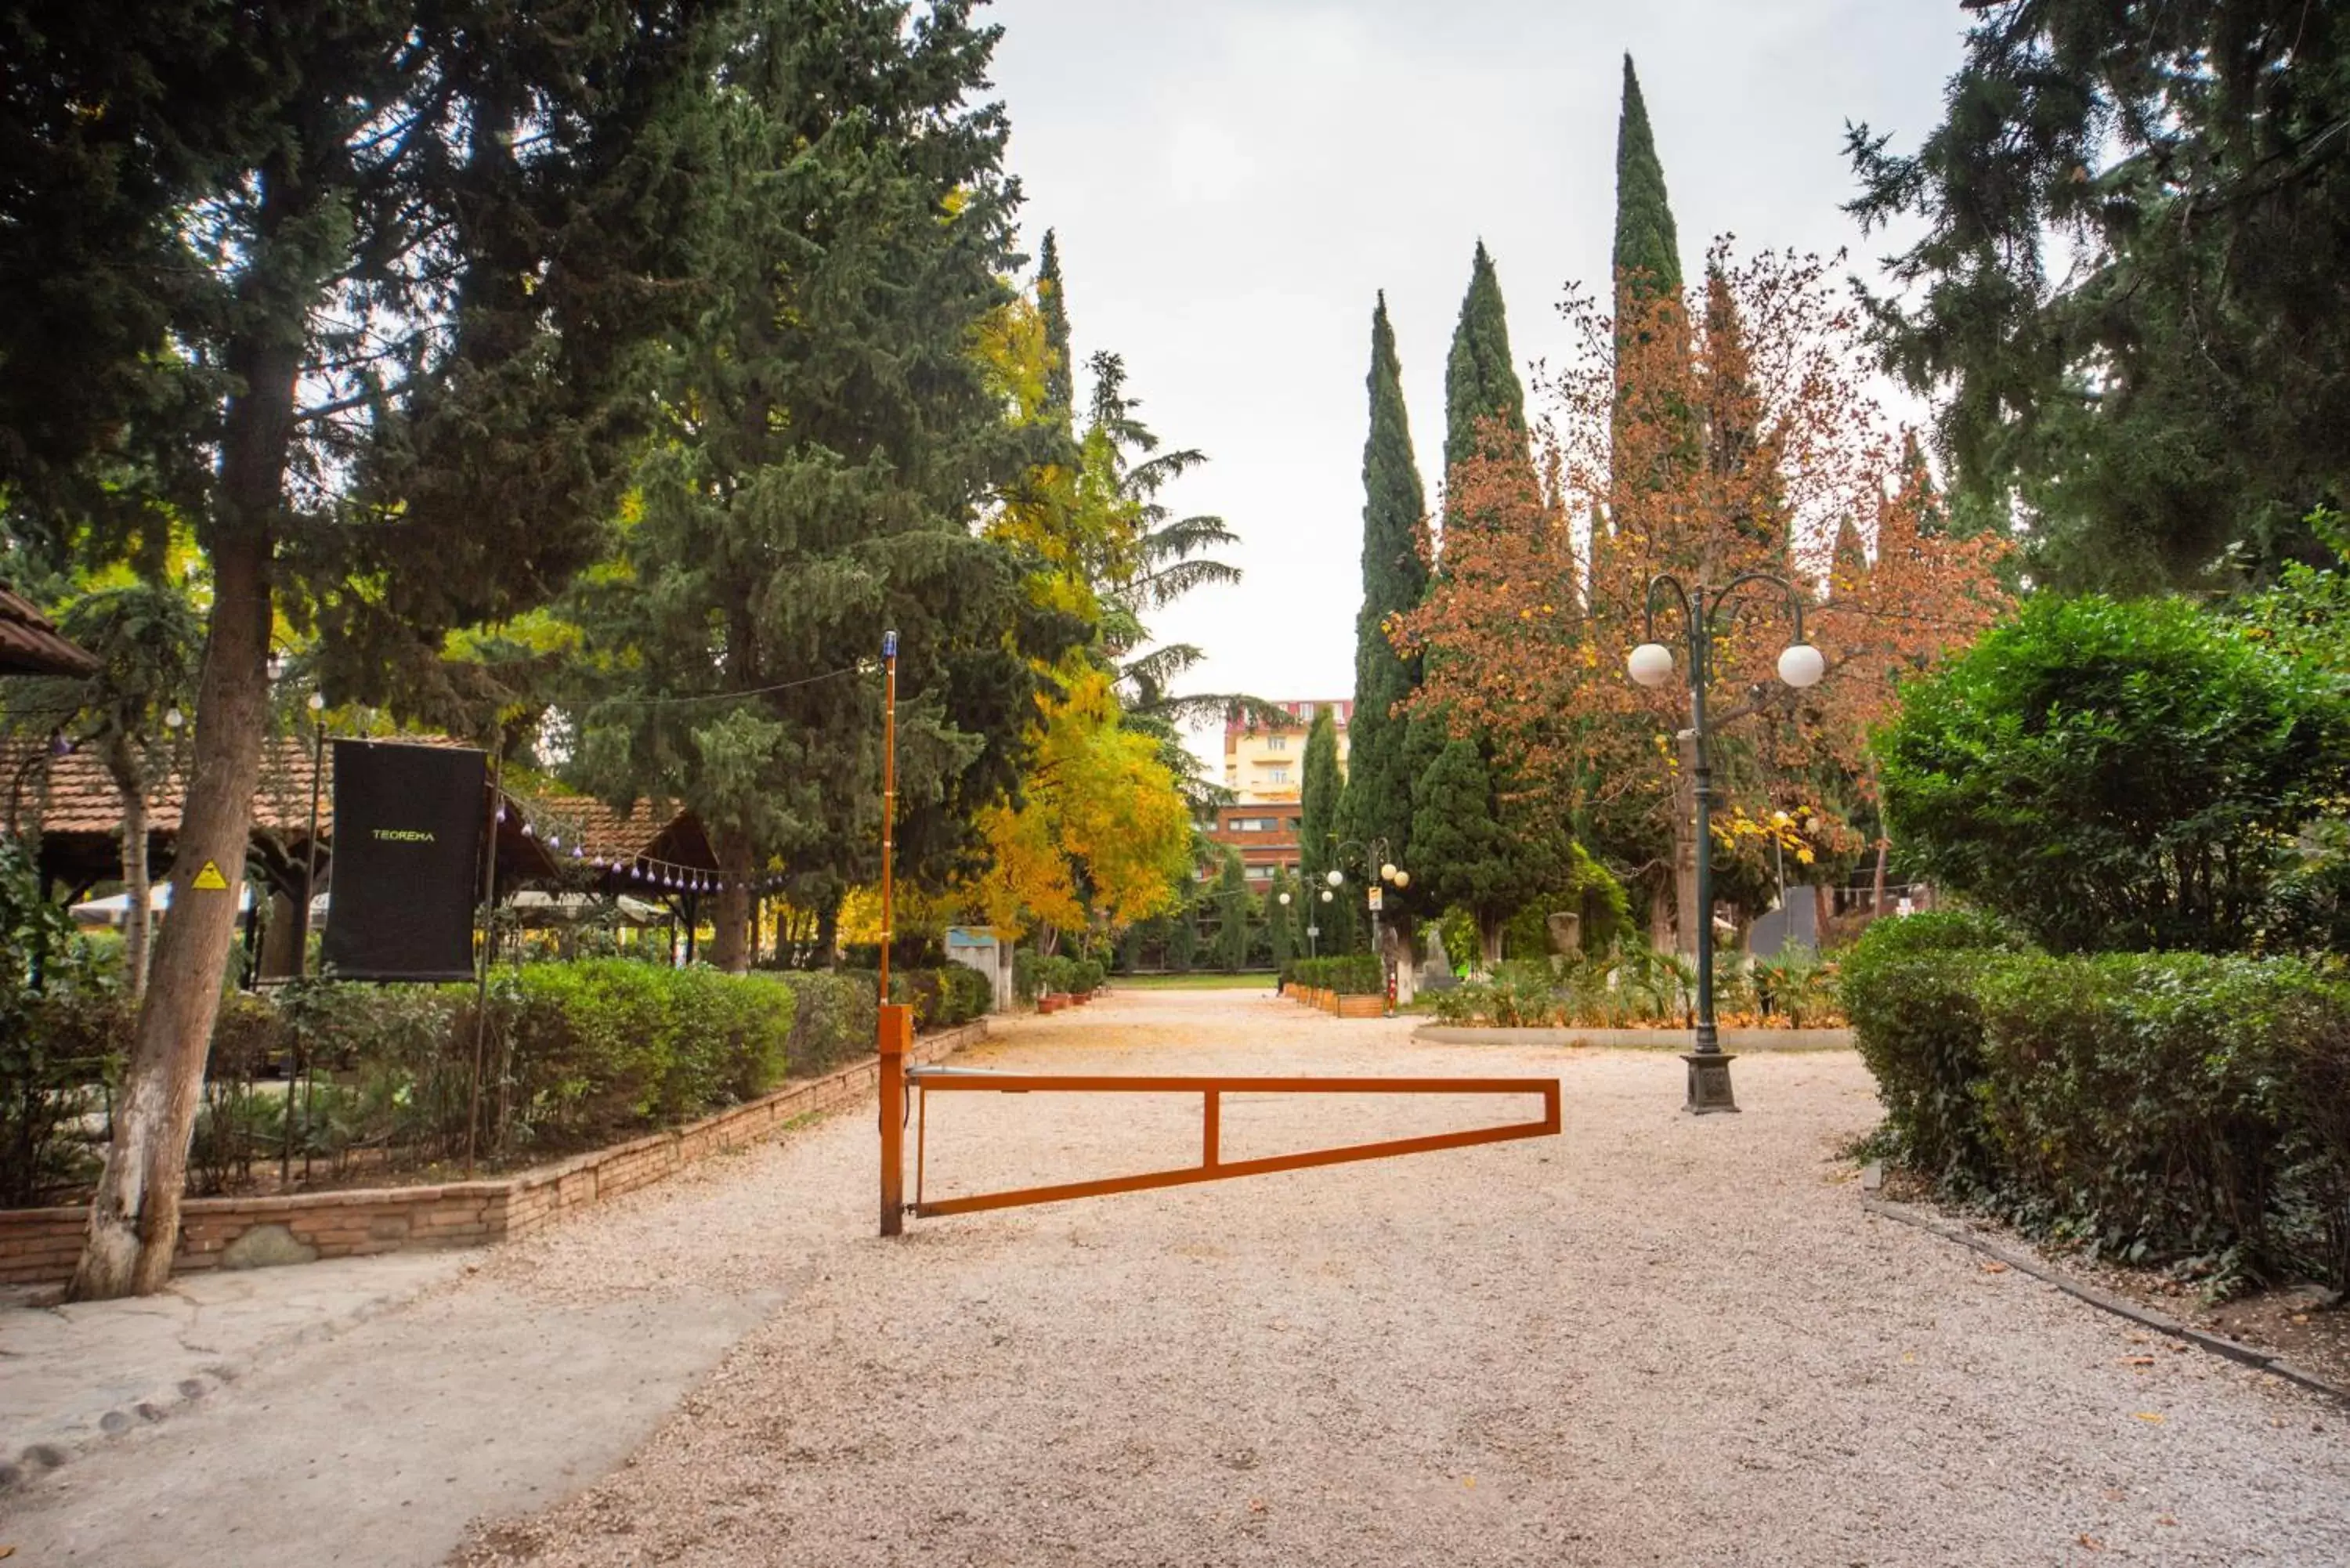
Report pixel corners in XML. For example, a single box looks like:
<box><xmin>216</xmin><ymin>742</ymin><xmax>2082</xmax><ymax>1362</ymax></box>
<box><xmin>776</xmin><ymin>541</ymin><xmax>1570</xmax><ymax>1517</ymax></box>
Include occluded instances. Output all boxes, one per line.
<box><xmin>1842</xmin><ymin>912</ymin><xmax>2350</xmax><ymax>1289</ymax></box>
<box><xmin>1286</xmin><ymin>956</ymin><xmax>1383</xmax><ymax>995</ymax></box>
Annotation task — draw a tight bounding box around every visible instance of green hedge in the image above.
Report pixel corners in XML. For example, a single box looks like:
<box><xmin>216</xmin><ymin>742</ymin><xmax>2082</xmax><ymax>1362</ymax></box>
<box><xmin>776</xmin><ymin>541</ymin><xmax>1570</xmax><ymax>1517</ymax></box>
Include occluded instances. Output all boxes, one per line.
<box><xmin>1289</xmin><ymin>955</ymin><xmax>1383</xmax><ymax>995</ymax></box>
<box><xmin>1841</xmin><ymin>916</ymin><xmax>2350</xmax><ymax>1288</ymax></box>
<box><xmin>891</xmin><ymin>964</ymin><xmax>992</xmax><ymax>1031</ymax></box>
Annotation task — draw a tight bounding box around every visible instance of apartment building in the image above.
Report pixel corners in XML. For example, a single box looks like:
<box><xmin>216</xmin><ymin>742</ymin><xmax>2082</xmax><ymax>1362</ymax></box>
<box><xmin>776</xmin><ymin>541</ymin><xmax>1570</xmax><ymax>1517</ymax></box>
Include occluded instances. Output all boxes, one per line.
<box><xmin>1208</xmin><ymin>699</ymin><xmax>1350</xmax><ymax>886</ymax></box>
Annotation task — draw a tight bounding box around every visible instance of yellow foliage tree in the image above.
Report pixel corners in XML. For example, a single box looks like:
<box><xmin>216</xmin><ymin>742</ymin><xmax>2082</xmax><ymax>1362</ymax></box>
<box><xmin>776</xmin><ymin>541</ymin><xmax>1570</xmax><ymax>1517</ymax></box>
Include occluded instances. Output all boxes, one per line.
<box><xmin>971</xmin><ymin>663</ymin><xmax>1191</xmax><ymax>947</ymax></box>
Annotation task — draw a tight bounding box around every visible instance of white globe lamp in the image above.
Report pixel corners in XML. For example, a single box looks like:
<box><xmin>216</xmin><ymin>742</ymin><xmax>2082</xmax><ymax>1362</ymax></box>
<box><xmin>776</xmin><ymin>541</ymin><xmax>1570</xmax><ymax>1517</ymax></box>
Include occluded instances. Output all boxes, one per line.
<box><xmin>1626</xmin><ymin>642</ymin><xmax>1676</xmax><ymax>688</ymax></box>
<box><xmin>1777</xmin><ymin>641</ymin><xmax>1827</xmax><ymax>689</ymax></box>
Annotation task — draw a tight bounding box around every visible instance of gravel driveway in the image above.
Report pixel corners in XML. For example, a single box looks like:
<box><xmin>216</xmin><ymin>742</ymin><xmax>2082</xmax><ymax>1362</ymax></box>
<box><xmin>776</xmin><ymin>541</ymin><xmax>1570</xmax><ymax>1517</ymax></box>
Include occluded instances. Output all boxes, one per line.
<box><xmin>454</xmin><ymin>988</ymin><xmax>2350</xmax><ymax>1568</ymax></box>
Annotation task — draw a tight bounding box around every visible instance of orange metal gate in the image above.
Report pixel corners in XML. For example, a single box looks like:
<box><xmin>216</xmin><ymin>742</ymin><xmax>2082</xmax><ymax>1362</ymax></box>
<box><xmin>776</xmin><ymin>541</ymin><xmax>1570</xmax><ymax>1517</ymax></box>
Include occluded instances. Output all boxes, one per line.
<box><xmin>875</xmin><ymin>1003</ymin><xmax>1559</xmax><ymax>1231</ymax></box>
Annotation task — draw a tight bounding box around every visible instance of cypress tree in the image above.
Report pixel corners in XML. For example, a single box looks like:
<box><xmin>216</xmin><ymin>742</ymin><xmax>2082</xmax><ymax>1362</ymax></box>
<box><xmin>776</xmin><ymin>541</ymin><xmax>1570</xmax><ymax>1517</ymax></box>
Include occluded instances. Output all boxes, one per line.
<box><xmin>1613</xmin><ymin>55</ymin><xmax>1684</xmax><ymax>304</ymax></box>
<box><xmin>1300</xmin><ymin>706</ymin><xmax>1357</xmax><ymax>953</ymax></box>
<box><xmin>1443</xmin><ymin>242</ymin><xmax>1528</xmax><ymax>478</ymax></box>
<box><xmin>1036</xmin><ymin>229</ymin><xmax>1075</xmax><ymax>421</ymax></box>
<box><xmin>1340</xmin><ymin>296</ymin><xmax>1430</xmax><ymax>876</ymax></box>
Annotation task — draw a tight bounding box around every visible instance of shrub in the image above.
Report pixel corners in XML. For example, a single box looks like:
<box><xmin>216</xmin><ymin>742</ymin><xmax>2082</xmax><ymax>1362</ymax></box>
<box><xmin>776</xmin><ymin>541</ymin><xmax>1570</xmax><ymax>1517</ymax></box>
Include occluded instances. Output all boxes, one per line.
<box><xmin>1071</xmin><ymin>956</ymin><xmax>1105</xmax><ymax>995</ymax></box>
<box><xmin>1845</xmin><ymin>930</ymin><xmax>2350</xmax><ymax>1288</ymax></box>
<box><xmin>778</xmin><ymin>970</ymin><xmax>877</xmax><ymax>1077</ymax></box>
<box><xmin>1291</xmin><ymin>955</ymin><xmax>1383</xmax><ymax>995</ymax></box>
<box><xmin>891</xmin><ymin>965</ymin><xmax>993</xmax><ymax>1030</ymax></box>
<box><xmin>1838</xmin><ymin>909</ymin><xmax>2026</xmax><ymax>1184</ymax></box>
<box><xmin>1876</xmin><ymin>593</ymin><xmax>2350</xmax><ymax>953</ymax></box>
<box><xmin>1013</xmin><ymin>948</ymin><xmax>1040</xmax><ymax>1004</ymax></box>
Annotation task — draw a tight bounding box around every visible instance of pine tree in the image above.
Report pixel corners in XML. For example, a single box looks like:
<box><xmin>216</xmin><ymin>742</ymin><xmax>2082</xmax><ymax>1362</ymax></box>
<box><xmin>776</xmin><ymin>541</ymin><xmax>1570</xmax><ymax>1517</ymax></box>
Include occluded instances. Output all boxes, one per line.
<box><xmin>1613</xmin><ymin>55</ymin><xmax>1683</xmax><ymax>304</ymax></box>
<box><xmin>1036</xmin><ymin>229</ymin><xmax>1075</xmax><ymax>422</ymax></box>
<box><xmin>1443</xmin><ymin>243</ymin><xmax>1528</xmax><ymax>479</ymax></box>
<box><xmin>1340</xmin><ymin>296</ymin><xmax>1430</xmax><ymax>876</ymax></box>
<box><xmin>572</xmin><ymin>0</ymin><xmax>1061</xmax><ymax>972</ymax></box>
<box><xmin>0</xmin><ymin>0</ymin><xmax>728</xmax><ymax>1300</ymax></box>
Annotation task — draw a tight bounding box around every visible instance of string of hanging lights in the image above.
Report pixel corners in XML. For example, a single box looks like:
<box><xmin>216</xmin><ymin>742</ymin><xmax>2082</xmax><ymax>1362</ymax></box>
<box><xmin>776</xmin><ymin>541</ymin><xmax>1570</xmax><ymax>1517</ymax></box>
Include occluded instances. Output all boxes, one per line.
<box><xmin>493</xmin><ymin>803</ymin><xmax>787</xmax><ymax>898</ymax></box>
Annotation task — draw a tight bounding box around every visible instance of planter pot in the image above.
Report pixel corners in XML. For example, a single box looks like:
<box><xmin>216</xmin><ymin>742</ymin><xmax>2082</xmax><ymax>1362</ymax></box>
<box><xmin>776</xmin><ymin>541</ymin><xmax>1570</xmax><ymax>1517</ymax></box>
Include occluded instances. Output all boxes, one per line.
<box><xmin>1336</xmin><ymin>993</ymin><xmax>1386</xmax><ymax>1019</ymax></box>
<box><xmin>1039</xmin><ymin>995</ymin><xmax>1064</xmax><ymax>1014</ymax></box>
<box><xmin>1320</xmin><ymin>992</ymin><xmax>1340</xmax><ymax>1014</ymax></box>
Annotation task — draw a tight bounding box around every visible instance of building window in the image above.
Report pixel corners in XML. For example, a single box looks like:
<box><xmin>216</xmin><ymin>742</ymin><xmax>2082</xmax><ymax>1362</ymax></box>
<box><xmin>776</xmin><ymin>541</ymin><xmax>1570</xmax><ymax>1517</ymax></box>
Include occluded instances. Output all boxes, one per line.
<box><xmin>1267</xmin><ymin>735</ymin><xmax>1287</xmax><ymax>751</ymax></box>
<box><xmin>1266</xmin><ymin>766</ymin><xmax>1290</xmax><ymax>784</ymax></box>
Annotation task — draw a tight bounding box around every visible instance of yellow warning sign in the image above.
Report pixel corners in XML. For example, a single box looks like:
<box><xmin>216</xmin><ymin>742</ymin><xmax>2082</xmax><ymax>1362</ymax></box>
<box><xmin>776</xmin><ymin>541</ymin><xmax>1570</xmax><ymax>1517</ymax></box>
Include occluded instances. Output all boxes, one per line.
<box><xmin>190</xmin><ymin>860</ymin><xmax>230</xmax><ymax>891</ymax></box>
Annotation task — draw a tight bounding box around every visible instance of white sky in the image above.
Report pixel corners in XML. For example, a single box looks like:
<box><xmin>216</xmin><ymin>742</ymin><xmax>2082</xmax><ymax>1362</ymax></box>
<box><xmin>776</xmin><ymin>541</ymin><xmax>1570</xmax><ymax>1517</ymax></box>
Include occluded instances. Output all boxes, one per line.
<box><xmin>986</xmin><ymin>0</ymin><xmax>1969</xmax><ymax>769</ymax></box>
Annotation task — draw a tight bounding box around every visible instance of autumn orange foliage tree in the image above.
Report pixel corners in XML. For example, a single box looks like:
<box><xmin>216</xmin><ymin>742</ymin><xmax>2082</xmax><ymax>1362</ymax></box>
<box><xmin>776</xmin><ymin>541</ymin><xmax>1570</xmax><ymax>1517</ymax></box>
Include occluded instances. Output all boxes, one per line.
<box><xmin>1397</xmin><ymin>245</ymin><xmax>2008</xmax><ymax>951</ymax></box>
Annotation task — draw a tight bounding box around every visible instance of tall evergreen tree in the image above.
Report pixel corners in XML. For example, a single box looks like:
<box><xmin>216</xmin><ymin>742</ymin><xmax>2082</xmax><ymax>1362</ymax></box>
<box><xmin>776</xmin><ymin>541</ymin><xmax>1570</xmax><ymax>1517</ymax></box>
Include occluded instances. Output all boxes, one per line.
<box><xmin>1848</xmin><ymin>0</ymin><xmax>2350</xmax><ymax>588</ymax></box>
<box><xmin>1613</xmin><ymin>54</ymin><xmax>1683</xmax><ymax>302</ymax></box>
<box><xmin>1300</xmin><ymin>706</ymin><xmax>1354</xmax><ymax>952</ymax></box>
<box><xmin>1443</xmin><ymin>242</ymin><xmax>1528</xmax><ymax>479</ymax></box>
<box><xmin>1595</xmin><ymin>53</ymin><xmax>1692</xmax><ymax>602</ymax></box>
<box><xmin>571</xmin><ymin>0</ymin><xmax>1061</xmax><ymax>971</ymax></box>
<box><xmin>0</xmin><ymin>0</ymin><xmax>728</xmax><ymax>1299</ymax></box>
<box><xmin>1339</xmin><ymin>296</ymin><xmax>1429</xmax><ymax>876</ymax></box>
<box><xmin>1036</xmin><ymin>229</ymin><xmax>1075</xmax><ymax>421</ymax></box>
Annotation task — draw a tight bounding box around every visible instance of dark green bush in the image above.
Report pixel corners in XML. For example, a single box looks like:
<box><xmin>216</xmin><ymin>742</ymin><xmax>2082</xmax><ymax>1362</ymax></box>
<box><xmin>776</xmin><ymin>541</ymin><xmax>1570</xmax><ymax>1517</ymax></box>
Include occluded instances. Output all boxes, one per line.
<box><xmin>1013</xmin><ymin>948</ymin><xmax>1040</xmax><ymax>1004</ymax></box>
<box><xmin>891</xmin><ymin>965</ymin><xmax>993</xmax><ymax>1030</ymax></box>
<box><xmin>1876</xmin><ymin>593</ymin><xmax>2350</xmax><ymax>953</ymax></box>
<box><xmin>1838</xmin><ymin>909</ymin><xmax>2026</xmax><ymax>1184</ymax></box>
<box><xmin>1071</xmin><ymin>956</ymin><xmax>1105</xmax><ymax>995</ymax></box>
<box><xmin>1290</xmin><ymin>955</ymin><xmax>1383</xmax><ymax>995</ymax></box>
<box><xmin>773</xmin><ymin>969</ymin><xmax>877</xmax><ymax>1077</ymax></box>
<box><xmin>1845</xmin><ymin>931</ymin><xmax>2350</xmax><ymax>1288</ymax></box>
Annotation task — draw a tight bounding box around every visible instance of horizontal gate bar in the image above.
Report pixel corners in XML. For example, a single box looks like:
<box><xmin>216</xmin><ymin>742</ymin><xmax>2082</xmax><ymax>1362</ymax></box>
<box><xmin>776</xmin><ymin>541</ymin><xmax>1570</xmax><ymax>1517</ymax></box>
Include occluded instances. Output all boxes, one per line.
<box><xmin>906</xmin><ymin>1072</ymin><xmax>1560</xmax><ymax>1219</ymax></box>
<box><xmin>907</xmin><ymin>1071</ymin><xmax>1556</xmax><ymax>1095</ymax></box>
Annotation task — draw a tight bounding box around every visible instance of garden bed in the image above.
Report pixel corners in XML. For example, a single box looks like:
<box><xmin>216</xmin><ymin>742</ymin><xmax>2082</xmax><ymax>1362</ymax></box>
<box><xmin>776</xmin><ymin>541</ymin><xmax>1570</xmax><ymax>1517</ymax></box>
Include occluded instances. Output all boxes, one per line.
<box><xmin>0</xmin><ymin>1017</ymin><xmax>989</xmax><ymax>1288</ymax></box>
<box><xmin>1413</xmin><ymin>1024</ymin><xmax>1853</xmax><ymax>1050</ymax></box>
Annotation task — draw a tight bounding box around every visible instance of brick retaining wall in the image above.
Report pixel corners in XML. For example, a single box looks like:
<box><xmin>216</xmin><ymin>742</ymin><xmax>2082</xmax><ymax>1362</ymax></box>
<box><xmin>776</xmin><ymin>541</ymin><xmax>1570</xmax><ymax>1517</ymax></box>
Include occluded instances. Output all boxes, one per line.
<box><xmin>0</xmin><ymin>1018</ymin><xmax>986</xmax><ymax>1288</ymax></box>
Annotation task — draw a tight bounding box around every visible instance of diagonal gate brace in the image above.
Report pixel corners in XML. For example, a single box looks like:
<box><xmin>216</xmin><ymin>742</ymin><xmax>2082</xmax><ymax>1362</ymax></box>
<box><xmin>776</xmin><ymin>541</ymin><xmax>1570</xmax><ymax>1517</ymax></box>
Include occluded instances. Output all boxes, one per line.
<box><xmin>902</xmin><ymin>1067</ymin><xmax>1560</xmax><ymax>1219</ymax></box>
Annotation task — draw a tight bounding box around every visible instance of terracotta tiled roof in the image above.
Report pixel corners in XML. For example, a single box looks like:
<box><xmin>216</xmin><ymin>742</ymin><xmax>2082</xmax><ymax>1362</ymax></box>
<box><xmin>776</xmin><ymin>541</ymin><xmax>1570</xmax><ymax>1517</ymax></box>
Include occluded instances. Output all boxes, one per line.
<box><xmin>2</xmin><ymin>735</ymin><xmax>327</xmax><ymax>837</ymax></box>
<box><xmin>5</xmin><ymin>730</ymin><xmax>706</xmax><ymax>871</ymax></box>
<box><xmin>0</xmin><ymin>584</ymin><xmax>99</xmax><ymax>677</ymax></box>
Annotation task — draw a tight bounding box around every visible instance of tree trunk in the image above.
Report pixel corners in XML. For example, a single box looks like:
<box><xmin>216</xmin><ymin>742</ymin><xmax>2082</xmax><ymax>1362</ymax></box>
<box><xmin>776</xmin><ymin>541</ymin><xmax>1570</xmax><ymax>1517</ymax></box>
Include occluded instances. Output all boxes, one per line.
<box><xmin>1813</xmin><ymin>882</ymin><xmax>1833</xmax><ymax>941</ymax></box>
<box><xmin>72</xmin><ymin>533</ymin><xmax>277</xmax><ymax>1299</ymax></box>
<box><xmin>1479</xmin><ymin>912</ymin><xmax>1505</xmax><ymax>970</ymax></box>
<box><xmin>72</xmin><ymin>224</ymin><xmax>300</xmax><ymax>1296</ymax></box>
<box><xmin>109</xmin><ymin>741</ymin><xmax>152</xmax><ymax>998</ymax></box>
<box><xmin>708</xmin><ymin>828</ymin><xmax>754</xmax><ymax>973</ymax></box>
<box><xmin>1870</xmin><ymin>836</ymin><xmax>1889</xmax><ymax>916</ymax></box>
<box><xmin>1648</xmin><ymin>879</ymin><xmax>1675</xmax><ymax>952</ymax></box>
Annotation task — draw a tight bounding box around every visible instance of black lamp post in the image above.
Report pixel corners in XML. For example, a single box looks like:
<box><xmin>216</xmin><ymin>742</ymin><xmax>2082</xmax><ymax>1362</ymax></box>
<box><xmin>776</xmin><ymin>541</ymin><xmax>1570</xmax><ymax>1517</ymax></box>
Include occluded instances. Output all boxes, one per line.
<box><xmin>1627</xmin><ymin>571</ymin><xmax>1825</xmax><ymax>1114</ymax></box>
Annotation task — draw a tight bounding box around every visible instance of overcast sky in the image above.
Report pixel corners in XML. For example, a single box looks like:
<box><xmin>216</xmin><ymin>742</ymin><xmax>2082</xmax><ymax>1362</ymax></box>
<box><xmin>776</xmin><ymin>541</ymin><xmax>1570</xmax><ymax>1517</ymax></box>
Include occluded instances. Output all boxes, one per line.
<box><xmin>985</xmin><ymin>0</ymin><xmax>1969</xmax><ymax>766</ymax></box>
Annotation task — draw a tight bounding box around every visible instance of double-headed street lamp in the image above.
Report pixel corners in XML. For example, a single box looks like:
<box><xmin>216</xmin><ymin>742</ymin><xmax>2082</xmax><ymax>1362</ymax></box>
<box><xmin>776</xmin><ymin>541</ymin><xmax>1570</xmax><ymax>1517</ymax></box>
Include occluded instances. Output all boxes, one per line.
<box><xmin>1329</xmin><ymin>836</ymin><xmax>1409</xmax><ymax>1013</ymax></box>
<box><xmin>1627</xmin><ymin>571</ymin><xmax>1825</xmax><ymax>1115</ymax></box>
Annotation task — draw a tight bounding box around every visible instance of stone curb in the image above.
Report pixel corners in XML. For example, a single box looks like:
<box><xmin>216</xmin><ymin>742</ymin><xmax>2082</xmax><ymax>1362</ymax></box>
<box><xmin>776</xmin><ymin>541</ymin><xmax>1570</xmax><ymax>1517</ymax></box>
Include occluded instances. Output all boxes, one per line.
<box><xmin>1412</xmin><ymin>1024</ymin><xmax>1853</xmax><ymax>1051</ymax></box>
<box><xmin>1860</xmin><ymin>1194</ymin><xmax>2348</xmax><ymax>1406</ymax></box>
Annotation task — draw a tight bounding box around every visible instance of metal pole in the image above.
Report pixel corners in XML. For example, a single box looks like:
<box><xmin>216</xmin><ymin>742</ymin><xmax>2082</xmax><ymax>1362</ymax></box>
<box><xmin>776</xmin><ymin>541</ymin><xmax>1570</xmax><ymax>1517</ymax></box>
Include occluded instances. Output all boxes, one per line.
<box><xmin>464</xmin><ymin>750</ymin><xmax>503</xmax><ymax>1174</ymax></box>
<box><xmin>1681</xmin><ymin>589</ymin><xmax>1737</xmax><ymax>1114</ymax></box>
<box><xmin>285</xmin><ymin>716</ymin><xmax>325</xmax><ymax>1188</ymax></box>
<box><xmin>878</xmin><ymin>630</ymin><xmax>906</xmax><ymax>1237</ymax></box>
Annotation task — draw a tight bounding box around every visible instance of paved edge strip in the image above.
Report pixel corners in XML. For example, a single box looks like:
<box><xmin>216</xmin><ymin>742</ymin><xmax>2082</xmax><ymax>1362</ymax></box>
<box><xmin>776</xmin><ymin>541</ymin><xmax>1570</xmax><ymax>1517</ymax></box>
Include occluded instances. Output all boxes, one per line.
<box><xmin>1860</xmin><ymin>1194</ymin><xmax>2348</xmax><ymax>1406</ymax></box>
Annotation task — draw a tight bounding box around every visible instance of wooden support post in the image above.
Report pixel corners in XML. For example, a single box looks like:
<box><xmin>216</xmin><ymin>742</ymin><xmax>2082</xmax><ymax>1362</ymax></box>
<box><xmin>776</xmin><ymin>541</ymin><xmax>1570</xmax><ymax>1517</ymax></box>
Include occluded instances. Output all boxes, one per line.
<box><xmin>879</xmin><ymin>1002</ymin><xmax>911</xmax><ymax>1236</ymax></box>
<box><xmin>1202</xmin><ymin>1088</ymin><xmax>1220</xmax><ymax>1169</ymax></box>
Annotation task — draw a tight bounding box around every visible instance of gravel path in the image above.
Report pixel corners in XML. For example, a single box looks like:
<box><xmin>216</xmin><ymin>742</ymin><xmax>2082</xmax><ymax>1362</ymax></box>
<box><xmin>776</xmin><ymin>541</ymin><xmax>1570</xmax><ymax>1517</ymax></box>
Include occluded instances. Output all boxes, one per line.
<box><xmin>451</xmin><ymin>989</ymin><xmax>2350</xmax><ymax>1568</ymax></box>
